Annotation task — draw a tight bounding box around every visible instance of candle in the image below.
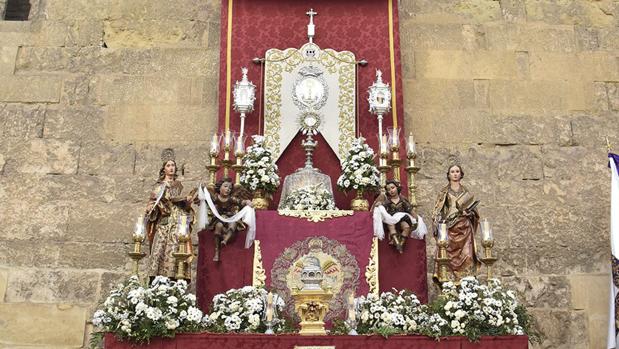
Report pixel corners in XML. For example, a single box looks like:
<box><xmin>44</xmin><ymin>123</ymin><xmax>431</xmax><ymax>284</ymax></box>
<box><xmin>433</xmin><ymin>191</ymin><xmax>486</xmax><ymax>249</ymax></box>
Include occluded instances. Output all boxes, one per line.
<box><xmin>177</xmin><ymin>215</ymin><xmax>189</xmax><ymax>237</ymax></box>
<box><xmin>224</xmin><ymin>130</ymin><xmax>233</xmax><ymax>149</ymax></box>
<box><xmin>265</xmin><ymin>292</ymin><xmax>273</xmax><ymax>322</ymax></box>
<box><xmin>235</xmin><ymin>136</ymin><xmax>245</xmax><ymax>156</ymax></box>
<box><xmin>210</xmin><ymin>133</ymin><xmax>220</xmax><ymax>155</ymax></box>
<box><xmin>438</xmin><ymin>222</ymin><xmax>448</xmax><ymax>242</ymax></box>
<box><xmin>134</xmin><ymin>216</ymin><xmax>145</xmax><ymax>237</ymax></box>
<box><xmin>482</xmin><ymin>218</ymin><xmax>492</xmax><ymax>241</ymax></box>
<box><xmin>380</xmin><ymin>135</ymin><xmax>388</xmax><ymax>156</ymax></box>
<box><xmin>348</xmin><ymin>293</ymin><xmax>356</xmax><ymax>322</ymax></box>
<box><xmin>407</xmin><ymin>133</ymin><xmax>416</xmax><ymax>156</ymax></box>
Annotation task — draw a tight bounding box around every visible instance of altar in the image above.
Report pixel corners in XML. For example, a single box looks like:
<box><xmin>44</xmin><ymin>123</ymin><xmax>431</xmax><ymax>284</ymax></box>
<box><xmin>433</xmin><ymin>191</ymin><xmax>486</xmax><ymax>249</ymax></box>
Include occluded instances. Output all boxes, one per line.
<box><xmin>196</xmin><ymin>211</ymin><xmax>428</xmax><ymax>314</ymax></box>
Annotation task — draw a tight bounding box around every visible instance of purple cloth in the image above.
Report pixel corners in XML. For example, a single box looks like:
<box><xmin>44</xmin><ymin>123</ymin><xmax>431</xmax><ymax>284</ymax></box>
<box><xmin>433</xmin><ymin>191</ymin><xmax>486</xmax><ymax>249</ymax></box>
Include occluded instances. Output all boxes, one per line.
<box><xmin>610</xmin><ymin>153</ymin><xmax>619</xmax><ymax>174</ymax></box>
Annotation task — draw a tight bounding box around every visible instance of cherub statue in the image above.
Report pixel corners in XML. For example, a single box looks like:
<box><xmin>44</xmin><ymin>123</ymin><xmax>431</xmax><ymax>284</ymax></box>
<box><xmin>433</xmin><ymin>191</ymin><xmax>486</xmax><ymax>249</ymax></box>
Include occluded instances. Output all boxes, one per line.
<box><xmin>207</xmin><ymin>177</ymin><xmax>253</xmax><ymax>262</ymax></box>
<box><xmin>373</xmin><ymin>179</ymin><xmax>418</xmax><ymax>253</ymax></box>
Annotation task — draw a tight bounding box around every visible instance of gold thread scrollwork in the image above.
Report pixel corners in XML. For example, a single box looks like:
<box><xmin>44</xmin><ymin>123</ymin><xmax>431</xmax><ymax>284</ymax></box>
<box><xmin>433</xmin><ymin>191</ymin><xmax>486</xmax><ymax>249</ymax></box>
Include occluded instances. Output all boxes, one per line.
<box><xmin>277</xmin><ymin>209</ymin><xmax>354</xmax><ymax>222</ymax></box>
<box><xmin>365</xmin><ymin>237</ymin><xmax>379</xmax><ymax>296</ymax></box>
<box><xmin>252</xmin><ymin>240</ymin><xmax>266</xmax><ymax>288</ymax></box>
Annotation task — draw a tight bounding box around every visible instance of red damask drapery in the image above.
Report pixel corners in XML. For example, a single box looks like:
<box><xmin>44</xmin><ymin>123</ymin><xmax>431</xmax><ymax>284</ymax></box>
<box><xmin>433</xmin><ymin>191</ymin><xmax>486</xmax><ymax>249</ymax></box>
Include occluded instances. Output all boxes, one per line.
<box><xmin>217</xmin><ymin>0</ymin><xmax>406</xmax><ymax>209</ymax></box>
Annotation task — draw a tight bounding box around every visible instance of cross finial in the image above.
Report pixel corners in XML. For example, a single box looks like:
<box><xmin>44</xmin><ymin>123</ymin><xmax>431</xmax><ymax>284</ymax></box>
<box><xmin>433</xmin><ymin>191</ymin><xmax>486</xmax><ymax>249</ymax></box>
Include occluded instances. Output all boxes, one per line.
<box><xmin>306</xmin><ymin>8</ymin><xmax>318</xmax><ymax>43</ymax></box>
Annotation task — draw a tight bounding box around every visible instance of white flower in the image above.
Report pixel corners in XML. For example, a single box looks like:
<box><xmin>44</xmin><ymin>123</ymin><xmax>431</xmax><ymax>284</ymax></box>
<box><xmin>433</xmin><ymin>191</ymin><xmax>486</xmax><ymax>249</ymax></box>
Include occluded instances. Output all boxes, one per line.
<box><xmin>186</xmin><ymin>306</ymin><xmax>203</xmax><ymax>322</ymax></box>
<box><xmin>145</xmin><ymin>307</ymin><xmax>162</xmax><ymax>321</ymax></box>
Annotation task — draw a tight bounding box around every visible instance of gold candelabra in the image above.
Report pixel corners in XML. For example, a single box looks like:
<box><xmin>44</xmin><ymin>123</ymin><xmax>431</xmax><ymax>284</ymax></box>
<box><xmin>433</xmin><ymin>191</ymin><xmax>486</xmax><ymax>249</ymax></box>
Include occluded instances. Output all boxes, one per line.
<box><xmin>435</xmin><ymin>222</ymin><xmax>450</xmax><ymax>285</ymax></box>
<box><xmin>387</xmin><ymin>127</ymin><xmax>401</xmax><ymax>182</ymax></box>
<box><xmin>405</xmin><ymin>152</ymin><xmax>420</xmax><ymax>208</ymax></box>
<box><xmin>128</xmin><ymin>233</ymin><xmax>147</xmax><ymax>277</ymax></box>
<box><xmin>172</xmin><ymin>234</ymin><xmax>192</xmax><ymax>280</ymax></box>
<box><xmin>207</xmin><ymin>131</ymin><xmax>246</xmax><ymax>187</ymax></box>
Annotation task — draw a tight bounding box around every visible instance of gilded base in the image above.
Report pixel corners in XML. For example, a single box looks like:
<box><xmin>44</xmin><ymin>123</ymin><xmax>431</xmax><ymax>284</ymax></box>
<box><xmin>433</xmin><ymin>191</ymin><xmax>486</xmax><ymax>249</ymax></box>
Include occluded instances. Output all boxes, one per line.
<box><xmin>350</xmin><ymin>190</ymin><xmax>369</xmax><ymax>211</ymax></box>
<box><xmin>292</xmin><ymin>289</ymin><xmax>333</xmax><ymax>336</ymax></box>
<box><xmin>252</xmin><ymin>189</ymin><xmax>270</xmax><ymax>210</ymax></box>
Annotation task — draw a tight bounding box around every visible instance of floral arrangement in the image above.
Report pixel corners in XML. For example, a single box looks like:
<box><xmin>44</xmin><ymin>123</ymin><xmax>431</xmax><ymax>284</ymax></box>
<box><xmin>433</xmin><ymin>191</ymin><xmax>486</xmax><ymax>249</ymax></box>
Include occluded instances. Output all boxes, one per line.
<box><xmin>333</xmin><ymin>278</ymin><xmax>539</xmax><ymax>342</ymax></box>
<box><xmin>204</xmin><ymin>286</ymin><xmax>288</xmax><ymax>333</ymax></box>
<box><xmin>240</xmin><ymin>135</ymin><xmax>280</xmax><ymax>193</ymax></box>
<box><xmin>428</xmin><ymin>277</ymin><xmax>539</xmax><ymax>341</ymax></box>
<box><xmin>352</xmin><ymin>290</ymin><xmax>429</xmax><ymax>336</ymax></box>
<box><xmin>279</xmin><ymin>183</ymin><xmax>336</xmax><ymax>210</ymax></box>
<box><xmin>336</xmin><ymin>137</ymin><xmax>380</xmax><ymax>193</ymax></box>
<box><xmin>91</xmin><ymin>276</ymin><xmax>207</xmax><ymax>345</ymax></box>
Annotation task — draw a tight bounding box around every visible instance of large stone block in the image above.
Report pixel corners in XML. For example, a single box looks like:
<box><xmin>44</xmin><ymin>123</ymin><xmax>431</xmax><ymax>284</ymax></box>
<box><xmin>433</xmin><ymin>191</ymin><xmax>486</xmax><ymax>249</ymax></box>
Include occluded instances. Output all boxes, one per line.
<box><xmin>0</xmin><ymin>267</ymin><xmax>7</xmax><ymax>301</ymax></box>
<box><xmin>0</xmin><ymin>104</ymin><xmax>45</xmax><ymax>139</ymax></box>
<box><xmin>102</xmin><ymin>104</ymin><xmax>216</xmax><ymax>142</ymax></box>
<box><xmin>7</xmin><ymin>138</ymin><xmax>79</xmax><ymax>175</ymax></box>
<box><xmin>525</xmin><ymin>0</ymin><xmax>617</xmax><ymax>27</ymax></box>
<box><xmin>92</xmin><ymin>75</ymin><xmax>206</xmax><ymax>105</ymax></box>
<box><xmin>399</xmin><ymin>0</ymin><xmax>502</xmax><ymax>23</ymax></box>
<box><xmin>400</xmin><ymin>22</ymin><xmax>468</xmax><ymax>50</ymax></box>
<box><xmin>5</xmin><ymin>268</ymin><xmax>100</xmax><ymax>304</ymax></box>
<box><xmin>529</xmin><ymin>309</ymin><xmax>588</xmax><ymax>349</ymax></box>
<box><xmin>0</xmin><ymin>239</ymin><xmax>59</xmax><ymax>268</ymax></box>
<box><xmin>67</xmin><ymin>200</ymin><xmax>144</xmax><ymax>244</ymax></box>
<box><xmin>405</xmin><ymin>78</ymin><xmax>476</xmax><ymax>112</ymax></box>
<box><xmin>103</xmin><ymin>19</ymin><xmax>209</xmax><ymax>48</ymax></box>
<box><xmin>502</xmin><ymin>275</ymin><xmax>570</xmax><ymax>309</ymax></box>
<box><xmin>488</xmin><ymin>80</ymin><xmax>589</xmax><ymax>113</ymax></box>
<box><xmin>40</xmin><ymin>0</ymin><xmax>219</xmax><ymax>21</ymax></box>
<box><xmin>569</xmin><ymin>112</ymin><xmax>619</xmax><ymax>147</ymax></box>
<box><xmin>78</xmin><ymin>141</ymin><xmax>136</xmax><ymax>176</ymax></box>
<box><xmin>0</xmin><ymin>46</ymin><xmax>17</xmax><ymax>75</ymax></box>
<box><xmin>485</xmin><ymin>22</ymin><xmax>577</xmax><ymax>53</ymax></box>
<box><xmin>598</xmin><ymin>27</ymin><xmax>619</xmax><ymax>50</ymax></box>
<box><xmin>57</xmin><ymin>241</ymin><xmax>128</xmax><ymax>271</ymax></box>
<box><xmin>0</xmin><ymin>303</ymin><xmax>87</xmax><ymax>347</ymax></box>
<box><xmin>0</xmin><ymin>196</ymin><xmax>70</xmax><ymax>241</ymax></box>
<box><xmin>415</xmin><ymin>50</ymin><xmax>521</xmax><ymax>80</ymax></box>
<box><xmin>0</xmin><ymin>76</ymin><xmax>61</xmax><ymax>103</ymax></box>
<box><xmin>529</xmin><ymin>52</ymin><xmax>619</xmax><ymax>82</ymax></box>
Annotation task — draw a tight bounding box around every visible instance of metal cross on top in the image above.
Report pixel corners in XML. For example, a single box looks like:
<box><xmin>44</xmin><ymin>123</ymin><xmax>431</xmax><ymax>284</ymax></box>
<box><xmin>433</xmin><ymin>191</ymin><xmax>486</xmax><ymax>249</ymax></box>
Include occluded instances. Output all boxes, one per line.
<box><xmin>306</xmin><ymin>8</ymin><xmax>317</xmax><ymax>43</ymax></box>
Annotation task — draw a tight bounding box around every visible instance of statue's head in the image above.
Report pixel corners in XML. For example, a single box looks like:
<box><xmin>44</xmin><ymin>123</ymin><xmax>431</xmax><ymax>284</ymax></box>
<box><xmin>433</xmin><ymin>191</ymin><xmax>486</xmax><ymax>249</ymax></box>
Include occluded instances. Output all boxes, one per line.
<box><xmin>446</xmin><ymin>164</ymin><xmax>464</xmax><ymax>182</ymax></box>
<box><xmin>385</xmin><ymin>179</ymin><xmax>402</xmax><ymax>195</ymax></box>
<box><xmin>215</xmin><ymin>177</ymin><xmax>233</xmax><ymax>196</ymax></box>
<box><xmin>158</xmin><ymin>148</ymin><xmax>177</xmax><ymax>180</ymax></box>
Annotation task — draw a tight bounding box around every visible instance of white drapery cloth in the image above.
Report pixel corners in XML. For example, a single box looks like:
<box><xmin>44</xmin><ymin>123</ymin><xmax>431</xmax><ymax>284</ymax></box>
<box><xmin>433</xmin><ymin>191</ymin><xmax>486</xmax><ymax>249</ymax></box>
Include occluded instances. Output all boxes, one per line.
<box><xmin>197</xmin><ymin>185</ymin><xmax>256</xmax><ymax>249</ymax></box>
<box><xmin>608</xmin><ymin>154</ymin><xmax>619</xmax><ymax>349</ymax></box>
<box><xmin>372</xmin><ymin>205</ymin><xmax>428</xmax><ymax>240</ymax></box>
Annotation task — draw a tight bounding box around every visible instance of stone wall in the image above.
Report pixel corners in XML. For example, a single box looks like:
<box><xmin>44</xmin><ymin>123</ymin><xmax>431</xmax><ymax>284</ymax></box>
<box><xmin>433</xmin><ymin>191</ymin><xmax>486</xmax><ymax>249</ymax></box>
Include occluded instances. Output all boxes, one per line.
<box><xmin>0</xmin><ymin>0</ymin><xmax>616</xmax><ymax>348</ymax></box>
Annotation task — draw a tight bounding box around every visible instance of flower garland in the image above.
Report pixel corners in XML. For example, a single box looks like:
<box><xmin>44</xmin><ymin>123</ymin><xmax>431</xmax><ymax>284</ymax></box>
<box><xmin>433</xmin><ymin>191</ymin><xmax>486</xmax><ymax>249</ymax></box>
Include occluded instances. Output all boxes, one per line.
<box><xmin>279</xmin><ymin>183</ymin><xmax>336</xmax><ymax>210</ymax></box>
<box><xmin>204</xmin><ymin>286</ymin><xmax>287</xmax><ymax>333</ymax></box>
<box><xmin>240</xmin><ymin>135</ymin><xmax>280</xmax><ymax>193</ymax></box>
<box><xmin>337</xmin><ymin>137</ymin><xmax>380</xmax><ymax>193</ymax></box>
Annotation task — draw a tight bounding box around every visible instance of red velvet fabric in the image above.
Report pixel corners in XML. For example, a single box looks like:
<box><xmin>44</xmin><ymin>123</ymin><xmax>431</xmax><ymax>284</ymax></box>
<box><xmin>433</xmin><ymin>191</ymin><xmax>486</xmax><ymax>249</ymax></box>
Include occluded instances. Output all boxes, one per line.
<box><xmin>217</xmin><ymin>0</ymin><xmax>407</xmax><ymax>209</ymax></box>
<box><xmin>197</xmin><ymin>212</ymin><xmax>427</xmax><ymax>310</ymax></box>
<box><xmin>105</xmin><ymin>333</ymin><xmax>529</xmax><ymax>349</ymax></box>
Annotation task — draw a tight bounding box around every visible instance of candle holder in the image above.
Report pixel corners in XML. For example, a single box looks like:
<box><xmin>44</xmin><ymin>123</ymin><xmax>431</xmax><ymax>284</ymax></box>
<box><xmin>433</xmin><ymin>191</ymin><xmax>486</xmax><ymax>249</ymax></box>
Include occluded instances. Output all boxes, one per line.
<box><xmin>207</xmin><ymin>133</ymin><xmax>222</xmax><ymax>188</ymax></box>
<box><xmin>346</xmin><ymin>318</ymin><xmax>358</xmax><ymax>336</ymax></box>
<box><xmin>221</xmin><ymin>131</ymin><xmax>235</xmax><ymax>178</ymax></box>
<box><xmin>405</xmin><ymin>133</ymin><xmax>419</xmax><ymax>208</ymax></box>
<box><xmin>378</xmin><ymin>135</ymin><xmax>390</xmax><ymax>188</ymax></box>
<box><xmin>479</xmin><ymin>238</ymin><xmax>498</xmax><ymax>281</ymax></box>
<box><xmin>387</xmin><ymin>127</ymin><xmax>401</xmax><ymax>182</ymax></box>
<box><xmin>261</xmin><ymin>292</ymin><xmax>280</xmax><ymax>335</ymax></box>
<box><xmin>346</xmin><ymin>293</ymin><xmax>358</xmax><ymax>335</ymax></box>
<box><xmin>436</xmin><ymin>238</ymin><xmax>450</xmax><ymax>284</ymax></box>
<box><xmin>172</xmin><ymin>234</ymin><xmax>192</xmax><ymax>280</ymax></box>
<box><xmin>232</xmin><ymin>135</ymin><xmax>246</xmax><ymax>185</ymax></box>
<box><xmin>128</xmin><ymin>233</ymin><xmax>146</xmax><ymax>277</ymax></box>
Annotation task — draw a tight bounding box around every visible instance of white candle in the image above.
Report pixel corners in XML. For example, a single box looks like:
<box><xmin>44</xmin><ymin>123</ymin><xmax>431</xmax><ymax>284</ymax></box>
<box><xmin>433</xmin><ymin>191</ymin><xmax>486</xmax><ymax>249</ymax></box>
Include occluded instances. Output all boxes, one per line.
<box><xmin>224</xmin><ymin>130</ymin><xmax>233</xmax><ymax>149</ymax></box>
<box><xmin>265</xmin><ymin>292</ymin><xmax>273</xmax><ymax>321</ymax></box>
<box><xmin>348</xmin><ymin>293</ymin><xmax>356</xmax><ymax>322</ymax></box>
<box><xmin>438</xmin><ymin>222</ymin><xmax>448</xmax><ymax>242</ymax></box>
<box><xmin>134</xmin><ymin>216</ymin><xmax>145</xmax><ymax>237</ymax></box>
<box><xmin>482</xmin><ymin>219</ymin><xmax>492</xmax><ymax>241</ymax></box>
<box><xmin>210</xmin><ymin>133</ymin><xmax>220</xmax><ymax>155</ymax></box>
<box><xmin>407</xmin><ymin>133</ymin><xmax>416</xmax><ymax>156</ymax></box>
<box><xmin>380</xmin><ymin>135</ymin><xmax>388</xmax><ymax>156</ymax></box>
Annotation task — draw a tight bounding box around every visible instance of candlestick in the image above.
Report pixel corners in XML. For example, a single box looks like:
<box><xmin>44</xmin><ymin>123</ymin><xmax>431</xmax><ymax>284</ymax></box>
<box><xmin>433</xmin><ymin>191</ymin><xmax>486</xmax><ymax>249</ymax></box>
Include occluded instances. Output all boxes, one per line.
<box><xmin>479</xmin><ymin>222</ymin><xmax>498</xmax><ymax>282</ymax></box>
<box><xmin>207</xmin><ymin>132</ymin><xmax>221</xmax><ymax>188</ymax></box>
<box><xmin>387</xmin><ymin>127</ymin><xmax>401</xmax><ymax>182</ymax></box>
<box><xmin>346</xmin><ymin>292</ymin><xmax>358</xmax><ymax>335</ymax></box>
<box><xmin>128</xmin><ymin>217</ymin><xmax>147</xmax><ymax>278</ymax></box>
<box><xmin>482</xmin><ymin>218</ymin><xmax>492</xmax><ymax>242</ymax></box>
<box><xmin>232</xmin><ymin>135</ymin><xmax>246</xmax><ymax>185</ymax></box>
<box><xmin>221</xmin><ymin>131</ymin><xmax>235</xmax><ymax>177</ymax></box>
<box><xmin>406</xmin><ymin>133</ymin><xmax>416</xmax><ymax>157</ymax></box>
<box><xmin>266</xmin><ymin>292</ymin><xmax>274</xmax><ymax>321</ymax></box>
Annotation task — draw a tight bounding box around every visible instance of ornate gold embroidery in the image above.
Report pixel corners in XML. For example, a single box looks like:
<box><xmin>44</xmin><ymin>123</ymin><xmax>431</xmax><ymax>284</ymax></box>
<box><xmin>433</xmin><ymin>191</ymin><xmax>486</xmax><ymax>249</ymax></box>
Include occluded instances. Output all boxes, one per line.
<box><xmin>277</xmin><ymin>209</ymin><xmax>354</xmax><ymax>222</ymax></box>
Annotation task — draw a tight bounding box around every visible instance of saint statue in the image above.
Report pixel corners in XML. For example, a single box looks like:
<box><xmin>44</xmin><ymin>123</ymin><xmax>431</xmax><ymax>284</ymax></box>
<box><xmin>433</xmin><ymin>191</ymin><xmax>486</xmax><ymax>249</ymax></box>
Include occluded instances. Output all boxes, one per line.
<box><xmin>145</xmin><ymin>149</ymin><xmax>196</xmax><ymax>280</ymax></box>
<box><xmin>207</xmin><ymin>177</ymin><xmax>253</xmax><ymax>262</ymax></box>
<box><xmin>431</xmin><ymin>165</ymin><xmax>481</xmax><ymax>282</ymax></box>
<box><xmin>373</xmin><ymin>179</ymin><xmax>418</xmax><ymax>253</ymax></box>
